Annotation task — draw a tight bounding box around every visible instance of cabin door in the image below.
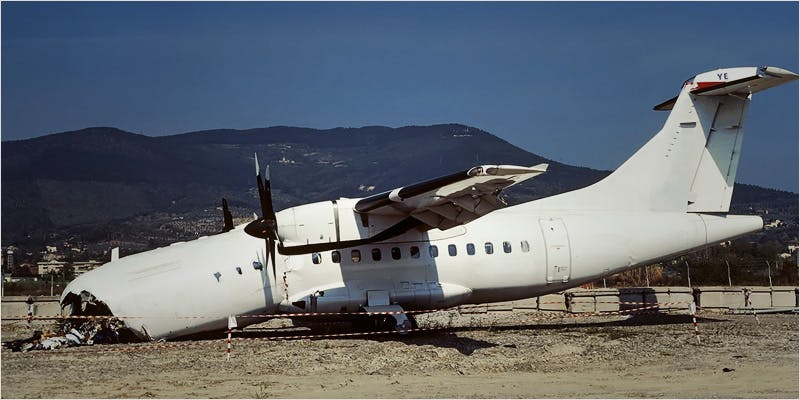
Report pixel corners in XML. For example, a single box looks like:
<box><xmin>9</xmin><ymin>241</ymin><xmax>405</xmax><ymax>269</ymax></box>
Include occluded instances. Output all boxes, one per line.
<box><xmin>540</xmin><ymin>218</ymin><xmax>571</xmax><ymax>283</ymax></box>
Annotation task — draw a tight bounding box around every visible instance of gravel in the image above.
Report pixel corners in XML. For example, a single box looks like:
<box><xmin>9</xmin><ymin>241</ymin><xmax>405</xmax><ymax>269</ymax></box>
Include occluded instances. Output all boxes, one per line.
<box><xmin>2</xmin><ymin>310</ymin><xmax>797</xmax><ymax>398</ymax></box>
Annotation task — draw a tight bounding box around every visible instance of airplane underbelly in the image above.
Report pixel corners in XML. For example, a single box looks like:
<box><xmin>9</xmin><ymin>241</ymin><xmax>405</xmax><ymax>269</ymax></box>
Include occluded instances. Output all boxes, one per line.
<box><xmin>283</xmin><ymin>251</ymin><xmax>474</xmax><ymax>312</ymax></box>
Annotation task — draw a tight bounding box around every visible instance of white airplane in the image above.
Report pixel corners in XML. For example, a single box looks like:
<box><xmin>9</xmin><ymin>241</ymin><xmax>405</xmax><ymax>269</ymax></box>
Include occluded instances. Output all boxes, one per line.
<box><xmin>60</xmin><ymin>66</ymin><xmax>797</xmax><ymax>340</ymax></box>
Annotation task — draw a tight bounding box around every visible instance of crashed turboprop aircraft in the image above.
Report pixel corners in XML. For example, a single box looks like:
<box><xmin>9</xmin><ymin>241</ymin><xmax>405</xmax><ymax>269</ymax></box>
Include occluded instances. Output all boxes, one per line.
<box><xmin>61</xmin><ymin>66</ymin><xmax>797</xmax><ymax>340</ymax></box>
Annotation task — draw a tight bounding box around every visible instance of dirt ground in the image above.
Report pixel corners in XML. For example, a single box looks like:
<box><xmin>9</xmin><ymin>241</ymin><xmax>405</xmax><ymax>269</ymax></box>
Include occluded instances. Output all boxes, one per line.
<box><xmin>1</xmin><ymin>310</ymin><xmax>798</xmax><ymax>398</ymax></box>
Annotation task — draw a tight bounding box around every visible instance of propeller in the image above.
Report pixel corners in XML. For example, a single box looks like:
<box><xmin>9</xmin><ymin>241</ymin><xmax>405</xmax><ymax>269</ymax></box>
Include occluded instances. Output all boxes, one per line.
<box><xmin>244</xmin><ymin>154</ymin><xmax>280</xmax><ymax>282</ymax></box>
<box><xmin>220</xmin><ymin>197</ymin><xmax>234</xmax><ymax>233</ymax></box>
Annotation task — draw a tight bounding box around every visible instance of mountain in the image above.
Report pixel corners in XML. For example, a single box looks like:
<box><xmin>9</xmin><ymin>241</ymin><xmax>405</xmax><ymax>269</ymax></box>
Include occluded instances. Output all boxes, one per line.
<box><xmin>1</xmin><ymin>124</ymin><xmax>796</xmax><ymax>255</ymax></box>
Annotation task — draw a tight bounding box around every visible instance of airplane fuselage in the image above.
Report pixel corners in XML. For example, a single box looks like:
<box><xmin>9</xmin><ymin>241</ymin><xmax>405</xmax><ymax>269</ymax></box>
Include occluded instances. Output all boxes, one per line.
<box><xmin>63</xmin><ymin>200</ymin><xmax>760</xmax><ymax>340</ymax></box>
<box><xmin>60</xmin><ymin>65</ymin><xmax>795</xmax><ymax>341</ymax></box>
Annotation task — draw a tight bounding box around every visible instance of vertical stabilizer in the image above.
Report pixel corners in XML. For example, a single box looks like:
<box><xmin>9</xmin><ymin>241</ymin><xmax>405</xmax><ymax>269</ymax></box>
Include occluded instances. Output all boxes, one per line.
<box><xmin>528</xmin><ymin>66</ymin><xmax>797</xmax><ymax>213</ymax></box>
<box><xmin>685</xmin><ymin>94</ymin><xmax>748</xmax><ymax>212</ymax></box>
<box><xmin>683</xmin><ymin>67</ymin><xmax>797</xmax><ymax>212</ymax></box>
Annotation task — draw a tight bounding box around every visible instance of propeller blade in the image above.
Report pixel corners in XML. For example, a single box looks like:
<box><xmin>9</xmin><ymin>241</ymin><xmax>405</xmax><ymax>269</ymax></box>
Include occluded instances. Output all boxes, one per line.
<box><xmin>268</xmin><ymin>237</ymin><xmax>277</xmax><ymax>282</ymax></box>
<box><xmin>256</xmin><ymin>177</ymin><xmax>269</xmax><ymax>220</ymax></box>
<box><xmin>262</xmin><ymin>164</ymin><xmax>275</xmax><ymax>218</ymax></box>
<box><xmin>253</xmin><ymin>154</ymin><xmax>275</xmax><ymax>220</ymax></box>
<box><xmin>221</xmin><ymin>197</ymin><xmax>234</xmax><ymax>233</ymax></box>
<box><xmin>246</xmin><ymin>153</ymin><xmax>282</xmax><ymax>284</ymax></box>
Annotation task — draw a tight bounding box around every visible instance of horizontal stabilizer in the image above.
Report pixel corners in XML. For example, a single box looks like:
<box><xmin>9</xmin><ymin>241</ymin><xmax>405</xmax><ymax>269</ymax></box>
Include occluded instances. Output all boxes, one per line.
<box><xmin>654</xmin><ymin>66</ymin><xmax>798</xmax><ymax>110</ymax></box>
<box><xmin>692</xmin><ymin>66</ymin><xmax>798</xmax><ymax>95</ymax></box>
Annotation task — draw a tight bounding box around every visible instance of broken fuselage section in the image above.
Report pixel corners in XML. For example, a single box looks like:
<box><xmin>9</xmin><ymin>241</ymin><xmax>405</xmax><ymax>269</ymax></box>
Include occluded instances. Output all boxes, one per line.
<box><xmin>61</xmin><ymin>225</ymin><xmax>278</xmax><ymax>340</ymax></box>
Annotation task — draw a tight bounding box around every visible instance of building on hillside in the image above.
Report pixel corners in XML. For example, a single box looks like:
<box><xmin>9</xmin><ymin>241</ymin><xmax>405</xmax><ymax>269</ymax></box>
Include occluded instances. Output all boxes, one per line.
<box><xmin>73</xmin><ymin>261</ymin><xmax>103</xmax><ymax>276</ymax></box>
<box><xmin>4</xmin><ymin>247</ymin><xmax>15</xmax><ymax>273</ymax></box>
<box><xmin>36</xmin><ymin>260</ymin><xmax>69</xmax><ymax>276</ymax></box>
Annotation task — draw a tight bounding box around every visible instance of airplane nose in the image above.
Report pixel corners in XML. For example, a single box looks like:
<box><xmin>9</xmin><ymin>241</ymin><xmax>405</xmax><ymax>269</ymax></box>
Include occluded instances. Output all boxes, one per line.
<box><xmin>60</xmin><ymin>229</ymin><xmax>279</xmax><ymax>340</ymax></box>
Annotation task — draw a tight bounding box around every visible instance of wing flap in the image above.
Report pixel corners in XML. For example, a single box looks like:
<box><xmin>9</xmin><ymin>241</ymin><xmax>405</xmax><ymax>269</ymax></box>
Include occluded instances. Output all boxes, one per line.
<box><xmin>354</xmin><ymin>163</ymin><xmax>548</xmax><ymax>230</ymax></box>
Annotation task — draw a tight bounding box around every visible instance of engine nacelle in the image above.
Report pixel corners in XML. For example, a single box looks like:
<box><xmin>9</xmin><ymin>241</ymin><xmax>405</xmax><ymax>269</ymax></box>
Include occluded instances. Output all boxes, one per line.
<box><xmin>276</xmin><ymin>198</ymin><xmax>403</xmax><ymax>251</ymax></box>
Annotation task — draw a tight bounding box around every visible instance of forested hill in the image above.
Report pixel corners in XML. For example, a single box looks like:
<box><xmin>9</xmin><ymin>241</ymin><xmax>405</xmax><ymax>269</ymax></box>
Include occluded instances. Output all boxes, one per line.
<box><xmin>2</xmin><ymin>124</ymin><xmax>796</xmax><ymax>253</ymax></box>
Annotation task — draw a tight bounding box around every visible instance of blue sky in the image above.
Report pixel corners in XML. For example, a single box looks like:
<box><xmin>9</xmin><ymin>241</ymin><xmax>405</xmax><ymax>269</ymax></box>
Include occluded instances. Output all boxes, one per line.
<box><xmin>2</xmin><ymin>1</ymin><xmax>798</xmax><ymax>191</ymax></box>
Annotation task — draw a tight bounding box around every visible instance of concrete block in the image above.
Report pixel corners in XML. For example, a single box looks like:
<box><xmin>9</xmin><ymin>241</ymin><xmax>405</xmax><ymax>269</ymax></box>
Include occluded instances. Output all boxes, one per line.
<box><xmin>1</xmin><ymin>301</ymin><xmax>28</xmax><ymax>317</ymax></box>
<box><xmin>537</xmin><ymin>293</ymin><xmax>567</xmax><ymax>312</ymax></box>
<box><xmin>511</xmin><ymin>298</ymin><xmax>538</xmax><ymax>310</ymax></box>
<box><xmin>569</xmin><ymin>298</ymin><xmax>595</xmax><ymax>313</ymax></box>
<box><xmin>458</xmin><ymin>304</ymin><xmax>487</xmax><ymax>314</ymax></box>
<box><xmin>643</xmin><ymin>290</ymin><xmax>659</xmax><ymax>306</ymax></box>
<box><xmin>697</xmin><ymin>287</ymin><xmax>745</xmax><ymax>309</ymax></box>
<box><xmin>486</xmin><ymin>301</ymin><xmax>513</xmax><ymax>312</ymax></box>
<box><xmin>618</xmin><ymin>288</ymin><xmax>646</xmax><ymax>310</ymax></box>
<box><xmin>1</xmin><ymin>296</ymin><xmax>61</xmax><ymax>318</ymax></box>
<box><xmin>564</xmin><ymin>289</ymin><xmax>619</xmax><ymax>313</ymax></box>
<box><xmin>666</xmin><ymin>287</ymin><xmax>694</xmax><ymax>310</ymax></box>
<box><xmin>771</xmin><ymin>287</ymin><xmax>799</xmax><ymax>307</ymax></box>
<box><xmin>650</xmin><ymin>287</ymin><xmax>672</xmax><ymax>307</ymax></box>
<box><xmin>595</xmin><ymin>300</ymin><xmax>620</xmax><ymax>313</ymax></box>
<box><xmin>568</xmin><ymin>290</ymin><xmax>598</xmax><ymax>313</ymax></box>
<box><xmin>746</xmin><ymin>287</ymin><xmax>772</xmax><ymax>308</ymax></box>
<box><xmin>593</xmin><ymin>289</ymin><xmax>620</xmax><ymax>312</ymax></box>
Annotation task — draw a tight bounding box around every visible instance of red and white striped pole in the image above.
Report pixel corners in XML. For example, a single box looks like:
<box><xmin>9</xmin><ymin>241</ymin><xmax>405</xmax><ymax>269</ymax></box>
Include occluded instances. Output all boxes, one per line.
<box><xmin>226</xmin><ymin>328</ymin><xmax>232</xmax><ymax>362</ymax></box>
<box><xmin>226</xmin><ymin>315</ymin><xmax>237</xmax><ymax>362</ymax></box>
<box><xmin>689</xmin><ymin>301</ymin><xmax>700</xmax><ymax>344</ymax></box>
<box><xmin>744</xmin><ymin>289</ymin><xmax>759</xmax><ymax>324</ymax></box>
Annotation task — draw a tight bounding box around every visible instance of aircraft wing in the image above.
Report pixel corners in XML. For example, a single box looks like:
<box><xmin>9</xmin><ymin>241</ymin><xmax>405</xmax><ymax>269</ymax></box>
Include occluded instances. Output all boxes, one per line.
<box><xmin>354</xmin><ymin>164</ymin><xmax>548</xmax><ymax>230</ymax></box>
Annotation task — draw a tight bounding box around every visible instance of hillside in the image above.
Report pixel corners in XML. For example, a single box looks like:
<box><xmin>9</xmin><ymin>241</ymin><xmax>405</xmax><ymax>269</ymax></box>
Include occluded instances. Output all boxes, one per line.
<box><xmin>1</xmin><ymin>124</ymin><xmax>796</xmax><ymax>257</ymax></box>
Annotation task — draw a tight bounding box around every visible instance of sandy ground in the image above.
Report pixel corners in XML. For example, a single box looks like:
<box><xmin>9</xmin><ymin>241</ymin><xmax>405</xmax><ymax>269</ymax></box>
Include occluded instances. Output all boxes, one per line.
<box><xmin>1</xmin><ymin>310</ymin><xmax>797</xmax><ymax>398</ymax></box>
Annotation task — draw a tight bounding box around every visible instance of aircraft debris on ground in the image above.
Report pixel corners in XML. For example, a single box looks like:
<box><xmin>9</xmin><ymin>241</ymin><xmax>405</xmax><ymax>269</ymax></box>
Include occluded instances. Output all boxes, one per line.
<box><xmin>3</xmin><ymin>318</ymin><xmax>129</xmax><ymax>352</ymax></box>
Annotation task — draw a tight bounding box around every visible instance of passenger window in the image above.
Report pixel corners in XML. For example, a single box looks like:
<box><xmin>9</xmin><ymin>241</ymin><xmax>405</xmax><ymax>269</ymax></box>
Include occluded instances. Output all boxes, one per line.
<box><xmin>410</xmin><ymin>246</ymin><xmax>420</xmax><ymax>259</ymax></box>
<box><xmin>485</xmin><ymin>242</ymin><xmax>494</xmax><ymax>255</ymax></box>
<box><xmin>503</xmin><ymin>241</ymin><xmax>512</xmax><ymax>253</ymax></box>
<box><xmin>448</xmin><ymin>244</ymin><xmax>457</xmax><ymax>257</ymax></box>
<box><xmin>429</xmin><ymin>245</ymin><xmax>438</xmax><ymax>258</ymax></box>
<box><xmin>521</xmin><ymin>240</ymin><xmax>530</xmax><ymax>253</ymax></box>
<box><xmin>331</xmin><ymin>250</ymin><xmax>341</xmax><ymax>263</ymax></box>
<box><xmin>351</xmin><ymin>250</ymin><xmax>361</xmax><ymax>263</ymax></box>
<box><xmin>372</xmin><ymin>248</ymin><xmax>382</xmax><ymax>261</ymax></box>
<box><xmin>466</xmin><ymin>243</ymin><xmax>475</xmax><ymax>255</ymax></box>
<box><xmin>391</xmin><ymin>247</ymin><xmax>401</xmax><ymax>260</ymax></box>
<box><xmin>311</xmin><ymin>252</ymin><xmax>322</xmax><ymax>264</ymax></box>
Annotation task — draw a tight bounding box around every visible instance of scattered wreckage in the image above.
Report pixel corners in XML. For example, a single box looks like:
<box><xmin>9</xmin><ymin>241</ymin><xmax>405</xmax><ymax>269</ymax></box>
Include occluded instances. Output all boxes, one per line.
<box><xmin>4</xmin><ymin>290</ymin><xmax>138</xmax><ymax>352</ymax></box>
<box><xmin>4</xmin><ymin>318</ymin><xmax>129</xmax><ymax>352</ymax></box>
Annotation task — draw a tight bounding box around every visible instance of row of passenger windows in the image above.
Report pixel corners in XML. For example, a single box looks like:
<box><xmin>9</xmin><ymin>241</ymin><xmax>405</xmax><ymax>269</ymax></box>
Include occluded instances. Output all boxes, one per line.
<box><xmin>311</xmin><ymin>240</ymin><xmax>531</xmax><ymax>264</ymax></box>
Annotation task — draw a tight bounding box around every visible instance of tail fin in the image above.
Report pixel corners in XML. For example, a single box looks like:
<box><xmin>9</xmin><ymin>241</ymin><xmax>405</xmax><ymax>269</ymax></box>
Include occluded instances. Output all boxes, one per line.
<box><xmin>532</xmin><ymin>66</ymin><xmax>797</xmax><ymax>212</ymax></box>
